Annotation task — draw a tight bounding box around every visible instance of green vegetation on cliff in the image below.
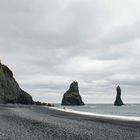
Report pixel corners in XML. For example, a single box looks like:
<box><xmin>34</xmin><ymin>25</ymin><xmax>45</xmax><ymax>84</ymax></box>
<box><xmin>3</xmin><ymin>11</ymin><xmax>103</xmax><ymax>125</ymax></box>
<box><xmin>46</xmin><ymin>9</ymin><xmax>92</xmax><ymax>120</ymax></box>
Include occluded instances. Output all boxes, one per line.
<box><xmin>0</xmin><ymin>61</ymin><xmax>4</xmax><ymax>76</ymax></box>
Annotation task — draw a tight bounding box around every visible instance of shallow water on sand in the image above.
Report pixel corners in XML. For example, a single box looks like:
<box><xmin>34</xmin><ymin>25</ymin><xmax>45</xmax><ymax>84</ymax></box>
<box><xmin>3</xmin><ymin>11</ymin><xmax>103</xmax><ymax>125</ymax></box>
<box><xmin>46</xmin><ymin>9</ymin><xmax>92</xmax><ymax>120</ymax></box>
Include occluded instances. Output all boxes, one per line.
<box><xmin>55</xmin><ymin>104</ymin><xmax>140</xmax><ymax>117</ymax></box>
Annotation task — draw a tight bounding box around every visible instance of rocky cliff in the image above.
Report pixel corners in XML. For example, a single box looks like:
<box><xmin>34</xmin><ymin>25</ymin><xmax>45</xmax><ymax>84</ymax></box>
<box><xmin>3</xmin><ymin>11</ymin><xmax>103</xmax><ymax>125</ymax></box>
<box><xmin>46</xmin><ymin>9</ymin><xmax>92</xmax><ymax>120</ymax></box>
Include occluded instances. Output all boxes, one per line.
<box><xmin>61</xmin><ymin>81</ymin><xmax>84</xmax><ymax>105</ymax></box>
<box><xmin>114</xmin><ymin>85</ymin><xmax>124</xmax><ymax>106</ymax></box>
<box><xmin>0</xmin><ymin>61</ymin><xmax>33</xmax><ymax>104</ymax></box>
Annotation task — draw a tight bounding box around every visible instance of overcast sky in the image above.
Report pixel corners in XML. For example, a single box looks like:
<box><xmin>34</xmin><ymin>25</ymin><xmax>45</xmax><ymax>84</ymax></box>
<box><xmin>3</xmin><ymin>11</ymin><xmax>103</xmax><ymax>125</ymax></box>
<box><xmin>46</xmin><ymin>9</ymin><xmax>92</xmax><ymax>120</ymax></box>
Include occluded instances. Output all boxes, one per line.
<box><xmin>0</xmin><ymin>0</ymin><xmax>140</xmax><ymax>103</ymax></box>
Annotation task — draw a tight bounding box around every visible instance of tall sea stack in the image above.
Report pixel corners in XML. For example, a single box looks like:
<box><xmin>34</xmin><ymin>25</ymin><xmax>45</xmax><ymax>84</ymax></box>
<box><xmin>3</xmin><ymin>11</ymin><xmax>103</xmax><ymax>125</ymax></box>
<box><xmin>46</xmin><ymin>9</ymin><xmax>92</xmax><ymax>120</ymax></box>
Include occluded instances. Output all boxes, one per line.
<box><xmin>61</xmin><ymin>81</ymin><xmax>84</xmax><ymax>105</ymax></box>
<box><xmin>0</xmin><ymin>61</ymin><xmax>33</xmax><ymax>104</ymax></box>
<box><xmin>114</xmin><ymin>85</ymin><xmax>124</xmax><ymax>106</ymax></box>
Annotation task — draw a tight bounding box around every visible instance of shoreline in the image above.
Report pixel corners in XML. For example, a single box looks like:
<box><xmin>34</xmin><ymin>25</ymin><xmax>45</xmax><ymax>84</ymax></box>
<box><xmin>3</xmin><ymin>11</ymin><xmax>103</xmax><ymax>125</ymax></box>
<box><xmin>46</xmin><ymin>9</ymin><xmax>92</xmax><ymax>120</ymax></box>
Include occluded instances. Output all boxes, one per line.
<box><xmin>1</xmin><ymin>104</ymin><xmax>140</xmax><ymax>127</ymax></box>
<box><xmin>0</xmin><ymin>104</ymin><xmax>140</xmax><ymax>140</ymax></box>
<box><xmin>51</xmin><ymin>106</ymin><xmax>140</xmax><ymax>124</ymax></box>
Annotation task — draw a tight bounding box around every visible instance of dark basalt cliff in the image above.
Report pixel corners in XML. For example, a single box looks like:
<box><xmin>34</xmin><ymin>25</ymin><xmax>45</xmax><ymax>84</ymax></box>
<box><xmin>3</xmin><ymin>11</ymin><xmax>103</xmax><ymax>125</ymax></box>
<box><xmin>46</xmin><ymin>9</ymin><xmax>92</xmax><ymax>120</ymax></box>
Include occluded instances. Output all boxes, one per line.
<box><xmin>114</xmin><ymin>85</ymin><xmax>124</xmax><ymax>106</ymax></box>
<box><xmin>61</xmin><ymin>81</ymin><xmax>84</xmax><ymax>105</ymax></box>
<box><xmin>0</xmin><ymin>61</ymin><xmax>33</xmax><ymax>104</ymax></box>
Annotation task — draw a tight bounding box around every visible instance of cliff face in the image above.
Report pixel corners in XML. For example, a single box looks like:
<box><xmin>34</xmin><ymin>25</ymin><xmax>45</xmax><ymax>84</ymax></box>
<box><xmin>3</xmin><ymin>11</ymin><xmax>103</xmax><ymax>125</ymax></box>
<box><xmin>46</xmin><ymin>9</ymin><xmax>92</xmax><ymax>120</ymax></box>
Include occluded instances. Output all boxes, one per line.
<box><xmin>61</xmin><ymin>81</ymin><xmax>84</xmax><ymax>105</ymax></box>
<box><xmin>114</xmin><ymin>85</ymin><xmax>124</xmax><ymax>106</ymax></box>
<box><xmin>0</xmin><ymin>62</ymin><xmax>33</xmax><ymax>104</ymax></box>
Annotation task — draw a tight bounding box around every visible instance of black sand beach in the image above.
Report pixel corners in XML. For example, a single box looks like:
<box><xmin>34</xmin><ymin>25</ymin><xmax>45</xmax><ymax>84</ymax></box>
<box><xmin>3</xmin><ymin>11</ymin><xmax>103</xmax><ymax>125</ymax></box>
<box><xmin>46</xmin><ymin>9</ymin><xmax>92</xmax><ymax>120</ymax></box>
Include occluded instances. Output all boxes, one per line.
<box><xmin>0</xmin><ymin>104</ymin><xmax>140</xmax><ymax>140</ymax></box>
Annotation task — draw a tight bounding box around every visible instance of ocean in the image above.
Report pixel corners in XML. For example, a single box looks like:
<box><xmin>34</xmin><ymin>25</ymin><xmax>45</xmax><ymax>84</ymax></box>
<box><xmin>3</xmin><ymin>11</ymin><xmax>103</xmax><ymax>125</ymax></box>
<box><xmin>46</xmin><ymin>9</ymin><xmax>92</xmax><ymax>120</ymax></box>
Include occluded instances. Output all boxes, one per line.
<box><xmin>54</xmin><ymin>104</ymin><xmax>140</xmax><ymax>118</ymax></box>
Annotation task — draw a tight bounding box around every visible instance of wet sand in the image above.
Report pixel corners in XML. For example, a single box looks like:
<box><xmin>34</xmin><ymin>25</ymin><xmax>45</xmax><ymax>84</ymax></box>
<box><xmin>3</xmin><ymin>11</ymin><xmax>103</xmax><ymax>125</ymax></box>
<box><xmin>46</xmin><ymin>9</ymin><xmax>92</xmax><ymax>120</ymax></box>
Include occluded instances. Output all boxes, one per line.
<box><xmin>0</xmin><ymin>104</ymin><xmax>140</xmax><ymax>140</ymax></box>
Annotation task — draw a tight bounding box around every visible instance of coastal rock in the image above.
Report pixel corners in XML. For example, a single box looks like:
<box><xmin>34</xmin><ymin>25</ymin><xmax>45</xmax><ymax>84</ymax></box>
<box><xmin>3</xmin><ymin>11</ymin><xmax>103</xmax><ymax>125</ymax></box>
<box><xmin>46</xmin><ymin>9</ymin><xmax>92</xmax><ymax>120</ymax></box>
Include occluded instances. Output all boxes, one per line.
<box><xmin>61</xmin><ymin>81</ymin><xmax>84</xmax><ymax>105</ymax></box>
<box><xmin>114</xmin><ymin>85</ymin><xmax>124</xmax><ymax>106</ymax></box>
<box><xmin>17</xmin><ymin>91</ymin><xmax>33</xmax><ymax>104</ymax></box>
<box><xmin>0</xmin><ymin>61</ymin><xmax>33</xmax><ymax>104</ymax></box>
<box><xmin>34</xmin><ymin>101</ymin><xmax>54</xmax><ymax>106</ymax></box>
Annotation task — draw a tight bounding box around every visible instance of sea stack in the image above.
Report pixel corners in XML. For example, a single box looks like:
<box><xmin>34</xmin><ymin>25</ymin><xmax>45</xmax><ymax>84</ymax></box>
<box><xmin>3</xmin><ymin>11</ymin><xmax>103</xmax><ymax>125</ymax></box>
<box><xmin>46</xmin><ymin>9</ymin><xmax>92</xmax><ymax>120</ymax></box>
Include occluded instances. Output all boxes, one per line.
<box><xmin>0</xmin><ymin>61</ymin><xmax>33</xmax><ymax>104</ymax></box>
<box><xmin>114</xmin><ymin>85</ymin><xmax>124</xmax><ymax>106</ymax></box>
<box><xmin>61</xmin><ymin>81</ymin><xmax>84</xmax><ymax>105</ymax></box>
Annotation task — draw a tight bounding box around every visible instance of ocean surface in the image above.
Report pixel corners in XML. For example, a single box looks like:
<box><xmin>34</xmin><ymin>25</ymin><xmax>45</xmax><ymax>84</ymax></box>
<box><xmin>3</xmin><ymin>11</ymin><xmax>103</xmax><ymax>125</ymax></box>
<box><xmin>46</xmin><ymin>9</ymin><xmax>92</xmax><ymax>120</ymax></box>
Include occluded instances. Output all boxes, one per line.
<box><xmin>54</xmin><ymin>104</ymin><xmax>140</xmax><ymax>118</ymax></box>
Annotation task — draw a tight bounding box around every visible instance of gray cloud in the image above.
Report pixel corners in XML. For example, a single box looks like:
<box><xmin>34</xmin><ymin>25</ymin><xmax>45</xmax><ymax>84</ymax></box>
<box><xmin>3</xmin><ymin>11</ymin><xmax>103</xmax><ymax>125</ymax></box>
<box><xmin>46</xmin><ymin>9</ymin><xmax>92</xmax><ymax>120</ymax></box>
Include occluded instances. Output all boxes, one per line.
<box><xmin>0</xmin><ymin>0</ymin><xmax>140</xmax><ymax>103</ymax></box>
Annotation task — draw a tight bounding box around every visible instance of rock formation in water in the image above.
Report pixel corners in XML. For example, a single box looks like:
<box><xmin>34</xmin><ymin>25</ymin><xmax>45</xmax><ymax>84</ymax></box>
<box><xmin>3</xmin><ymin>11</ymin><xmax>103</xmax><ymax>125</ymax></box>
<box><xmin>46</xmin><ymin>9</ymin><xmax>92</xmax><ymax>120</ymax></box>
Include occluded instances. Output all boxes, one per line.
<box><xmin>114</xmin><ymin>85</ymin><xmax>124</xmax><ymax>106</ymax></box>
<box><xmin>0</xmin><ymin>61</ymin><xmax>33</xmax><ymax>104</ymax></box>
<box><xmin>61</xmin><ymin>81</ymin><xmax>84</xmax><ymax>105</ymax></box>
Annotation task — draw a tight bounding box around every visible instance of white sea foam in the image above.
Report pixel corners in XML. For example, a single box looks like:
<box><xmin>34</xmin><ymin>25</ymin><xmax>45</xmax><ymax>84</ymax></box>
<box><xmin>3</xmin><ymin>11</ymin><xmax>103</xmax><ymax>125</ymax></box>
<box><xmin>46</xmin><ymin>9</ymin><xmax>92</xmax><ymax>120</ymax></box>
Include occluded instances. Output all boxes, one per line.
<box><xmin>52</xmin><ymin>107</ymin><xmax>140</xmax><ymax>122</ymax></box>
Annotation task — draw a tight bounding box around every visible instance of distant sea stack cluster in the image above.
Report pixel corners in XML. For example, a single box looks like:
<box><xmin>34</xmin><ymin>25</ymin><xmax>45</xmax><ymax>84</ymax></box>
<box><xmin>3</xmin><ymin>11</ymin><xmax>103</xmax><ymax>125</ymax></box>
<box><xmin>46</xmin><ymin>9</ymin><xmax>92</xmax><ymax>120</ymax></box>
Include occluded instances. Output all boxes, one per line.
<box><xmin>61</xmin><ymin>81</ymin><xmax>84</xmax><ymax>105</ymax></box>
<box><xmin>61</xmin><ymin>82</ymin><xmax>124</xmax><ymax>106</ymax></box>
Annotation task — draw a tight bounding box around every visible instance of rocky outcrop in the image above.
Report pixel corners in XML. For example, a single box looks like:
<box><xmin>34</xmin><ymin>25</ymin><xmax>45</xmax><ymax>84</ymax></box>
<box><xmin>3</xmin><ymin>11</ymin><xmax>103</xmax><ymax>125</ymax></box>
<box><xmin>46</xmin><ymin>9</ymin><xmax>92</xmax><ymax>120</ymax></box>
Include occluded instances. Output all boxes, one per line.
<box><xmin>61</xmin><ymin>81</ymin><xmax>84</xmax><ymax>105</ymax></box>
<box><xmin>114</xmin><ymin>85</ymin><xmax>124</xmax><ymax>106</ymax></box>
<box><xmin>34</xmin><ymin>101</ymin><xmax>54</xmax><ymax>106</ymax></box>
<box><xmin>0</xmin><ymin>61</ymin><xmax>33</xmax><ymax>104</ymax></box>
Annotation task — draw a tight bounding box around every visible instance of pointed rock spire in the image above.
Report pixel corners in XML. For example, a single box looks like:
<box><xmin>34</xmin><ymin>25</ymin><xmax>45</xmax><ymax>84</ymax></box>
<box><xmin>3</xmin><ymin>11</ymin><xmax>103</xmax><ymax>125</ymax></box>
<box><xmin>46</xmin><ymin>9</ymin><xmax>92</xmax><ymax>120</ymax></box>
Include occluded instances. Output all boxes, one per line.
<box><xmin>114</xmin><ymin>85</ymin><xmax>124</xmax><ymax>106</ymax></box>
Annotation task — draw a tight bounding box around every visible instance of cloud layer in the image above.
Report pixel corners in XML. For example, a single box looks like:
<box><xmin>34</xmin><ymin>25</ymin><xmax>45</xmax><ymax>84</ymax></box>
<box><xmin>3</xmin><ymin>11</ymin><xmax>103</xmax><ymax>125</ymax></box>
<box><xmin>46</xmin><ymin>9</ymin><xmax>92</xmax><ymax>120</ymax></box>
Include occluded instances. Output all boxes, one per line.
<box><xmin>1</xmin><ymin>0</ymin><xmax>140</xmax><ymax>103</ymax></box>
